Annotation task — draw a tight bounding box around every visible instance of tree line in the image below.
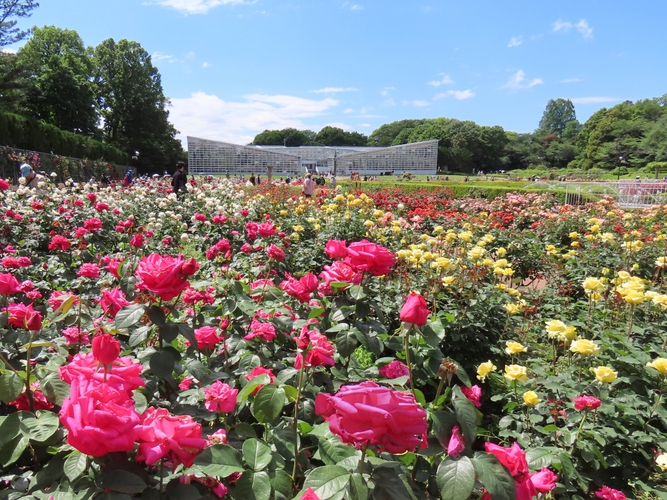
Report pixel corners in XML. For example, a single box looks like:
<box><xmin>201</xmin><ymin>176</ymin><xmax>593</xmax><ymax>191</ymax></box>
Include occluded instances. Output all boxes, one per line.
<box><xmin>0</xmin><ymin>2</ymin><xmax>184</xmax><ymax>173</ymax></box>
<box><xmin>254</xmin><ymin>96</ymin><xmax>667</xmax><ymax>174</ymax></box>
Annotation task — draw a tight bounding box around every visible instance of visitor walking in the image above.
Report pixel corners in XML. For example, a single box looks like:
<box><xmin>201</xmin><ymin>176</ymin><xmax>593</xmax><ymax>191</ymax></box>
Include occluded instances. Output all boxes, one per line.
<box><xmin>171</xmin><ymin>161</ymin><xmax>187</xmax><ymax>199</ymax></box>
<box><xmin>302</xmin><ymin>173</ymin><xmax>315</xmax><ymax>198</ymax></box>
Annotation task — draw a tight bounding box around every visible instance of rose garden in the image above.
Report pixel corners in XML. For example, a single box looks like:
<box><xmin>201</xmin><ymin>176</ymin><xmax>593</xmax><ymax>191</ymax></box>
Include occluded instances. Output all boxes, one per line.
<box><xmin>0</xmin><ymin>178</ymin><xmax>666</xmax><ymax>500</ymax></box>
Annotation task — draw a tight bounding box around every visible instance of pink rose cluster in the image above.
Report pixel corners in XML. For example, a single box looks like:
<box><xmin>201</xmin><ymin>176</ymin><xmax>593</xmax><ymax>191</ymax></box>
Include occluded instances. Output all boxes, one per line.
<box><xmin>319</xmin><ymin>239</ymin><xmax>395</xmax><ymax>295</ymax></box>
<box><xmin>295</xmin><ymin>326</ymin><xmax>335</xmax><ymax>369</ymax></box>
<box><xmin>135</xmin><ymin>254</ymin><xmax>199</xmax><ymax>301</ymax></box>
<box><xmin>58</xmin><ymin>334</ymin><xmax>207</xmax><ymax>467</ymax></box>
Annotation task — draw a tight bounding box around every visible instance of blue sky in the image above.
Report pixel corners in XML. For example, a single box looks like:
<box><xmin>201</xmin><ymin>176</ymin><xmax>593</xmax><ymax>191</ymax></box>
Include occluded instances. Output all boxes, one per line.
<box><xmin>7</xmin><ymin>0</ymin><xmax>667</xmax><ymax>147</ymax></box>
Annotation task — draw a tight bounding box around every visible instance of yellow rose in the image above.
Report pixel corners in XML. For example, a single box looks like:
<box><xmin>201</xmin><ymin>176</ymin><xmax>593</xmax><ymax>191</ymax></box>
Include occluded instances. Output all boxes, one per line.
<box><xmin>591</xmin><ymin>366</ymin><xmax>618</xmax><ymax>383</ymax></box>
<box><xmin>570</xmin><ymin>339</ymin><xmax>600</xmax><ymax>356</ymax></box>
<box><xmin>624</xmin><ymin>290</ymin><xmax>645</xmax><ymax>305</ymax></box>
<box><xmin>563</xmin><ymin>326</ymin><xmax>577</xmax><ymax>340</ymax></box>
<box><xmin>477</xmin><ymin>361</ymin><xmax>497</xmax><ymax>382</ymax></box>
<box><xmin>647</xmin><ymin>358</ymin><xmax>667</xmax><ymax>375</ymax></box>
<box><xmin>496</xmin><ymin>247</ymin><xmax>507</xmax><ymax>257</ymax></box>
<box><xmin>504</xmin><ymin>303</ymin><xmax>520</xmax><ymax>315</ymax></box>
<box><xmin>504</xmin><ymin>364</ymin><xmax>528</xmax><ymax>383</ymax></box>
<box><xmin>583</xmin><ymin>277</ymin><xmax>605</xmax><ymax>292</ymax></box>
<box><xmin>468</xmin><ymin>246</ymin><xmax>485</xmax><ymax>260</ymax></box>
<box><xmin>545</xmin><ymin>320</ymin><xmax>567</xmax><ymax>338</ymax></box>
<box><xmin>523</xmin><ymin>391</ymin><xmax>540</xmax><ymax>406</ymax></box>
<box><xmin>505</xmin><ymin>341</ymin><xmax>528</xmax><ymax>355</ymax></box>
<box><xmin>656</xmin><ymin>257</ymin><xmax>667</xmax><ymax>268</ymax></box>
<box><xmin>656</xmin><ymin>453</ymin><xmax>667</xmax><ymax>472</ymax></box>
<box><xmin>569</xmin><ymin>232</ymin><xmax>579</xmax><ymax>239</ymax></box>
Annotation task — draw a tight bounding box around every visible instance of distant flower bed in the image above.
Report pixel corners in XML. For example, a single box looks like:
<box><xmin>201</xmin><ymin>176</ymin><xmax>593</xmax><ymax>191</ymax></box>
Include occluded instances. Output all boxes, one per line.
<box><xmin>0</xmin><ymin>178</ymin><xmax>665</xmax><ymax>499</ymax></box>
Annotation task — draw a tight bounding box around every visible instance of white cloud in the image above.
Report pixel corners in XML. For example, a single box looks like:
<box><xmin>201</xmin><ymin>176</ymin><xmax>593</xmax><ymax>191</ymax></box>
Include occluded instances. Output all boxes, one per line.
<box><xmin>508</xmin><ymin>36</ymin><xmax>523</xmax><ymax>48</ymax></box>
<box><xmin>435</xmin><ymin>89</ymin><xmax>475</xmax><ymax>100</ymax></box>
<box><xmin>343</xmin><ymin>108</ymin><xmax>354</xmax><ymax>114</ymax></box>
<box><xmin>170</xmin><ymin>91</ymin><xmax>339</xmax><ymax>146</ymax></box>
<box><xmin>502</xmin><ymin>70</ymin><xmax>543</xmax><ymax>90</ymax></box>
<box><xmin>381</xmin><ymin>86</ymin><xmax>395</xmax><ymax>96</ymax></box>
<box><xmin>152</xmin><ymin>51</ymin><xmax>176</xmax><ymax>63</ymax></box>
<box><xmin>553</xmin><ymin>19</ymin><xmax>593</xmax><ymax>39</ymax></box>
<box><xmin>1</xmin><ymin>48</ymin><xmax>17</xmax><ymax>54</ymax></box>
<box><xmin>569</xmin><ymin>97</ymin><xmax>620</xmax><ymax>104</ymax></box>
<box><xmin>150</xmin><ymin>0</ymin><xmax>252</xmax><ymax>15</ymax></box>
<box><xmin>428</xmin><ymin>74</ymin><xmax>454</xmax><ymax>87</ymax></box>
<box><xmin>561</xmin><ymin>78</ymin><xmax>582</xmax><ymax>83</ymax></box>
<box><xmin>382</xmin><ymin>98</ymin><xmax>396</xmax><ymax>107</ymax></box>
<box><xmin>310</xmin><ymin>87</ymin><xmax>358</xmax><ymax>94</ymax></box>
<box><xmin>359</xmin><ymin>123</ymin><xmax>371</xmax><ymax>128</ymax></box>
<box><xmin>341</xmin><ymin>1</ymin><xmax>363</xmax><ymax>10</ymax></box>
<box><xmin>410</xmin><ymin>100</ymin><xmax>431</xmax><ymax>107</ymax></box>
<box><xmin>202</xmin><ymin>62</ymin><xmax>210</xmax><ymax>68</ymax></box>
<box><xmin>187</xmin><ymin>51</ymin><xmax>196</xmax><ymax>59</ymax></box>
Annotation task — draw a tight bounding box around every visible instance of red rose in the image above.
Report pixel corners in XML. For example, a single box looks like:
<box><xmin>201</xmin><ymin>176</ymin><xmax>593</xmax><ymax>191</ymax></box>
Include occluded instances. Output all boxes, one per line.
<box><xmin>399</xmin><ymin>291</ymin><xmax>430</xmax><ymax>326</ymax></box>
<box><xmin>92</xmin><ymin>334</ymin><xmax>120</xmax><ymax>364</ymax></box>
<box><xmin>135</xmin><ymin>407</ymin><xmax>208</xmax><ymax>469</ymax></box>
<box><xmin>267</xmin><ymin>244</ymin><xmax>285</xmax><ymax>261</ymax></box>
<box><xmin>315</xmin><ymin>381</ymin><xmax>427</xmax><ymax>453</ymax></box>
<box><xmin>0</xmin><ymin>272</ymin><xmax>20</xmax><ymax>294</ymax></box>
<box><xmin>7</xmin><ymin>302</ymin><xmax>43</xmax><ymax>330</ymax></box>
<box><xmin>344</xmin><ymin>240</ymin><xmax>395</xmax><ymax>276</ymax></box>
<box><xmin>484</xmin><ymin>442</ymin><xmax>530</xmax><ymax>482</ymax></box>
<box><xmin>100</xmin><ymin>287</ymin><xmax>130</xmax><ymax>317</ymax></box>
<box><xmin>573</xmin><ymin>395</ymin><xmax>602</xmax><ymax>411</ymax></box>
<box><xmin>130</xmin><ymin>233</ymin><xmax>144</xmax><ymax>248</ymax></box>
<box><xmin>135</xmin><ymin>254</ymin><xmax>191</xmax><ymax>301</ymax></box>
<box><xmin>83</xmin><ymin>218</ymin><xmax>103</xmax><ymax>231</ymax></box>
<box><xmin>324</xmin><ymin>239</ymin><xmax>348</xmax><ymax>259</ymax></box>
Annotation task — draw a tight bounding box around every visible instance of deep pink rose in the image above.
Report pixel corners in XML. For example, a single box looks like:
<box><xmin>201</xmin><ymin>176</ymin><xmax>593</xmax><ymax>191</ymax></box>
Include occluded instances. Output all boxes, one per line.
<box><xmin>130</xmin><ymin>233</ymin><xmax>144</xmax><ymax>248</ymax></box>
<box><xmin>59</xmin><ymin>377</ymin><xmax>140</xmax><ymax>456</ymax></box>
<box><xmin>294</xmin><ymin>328</ymin><xmax>335</xmax><ymax>368</ymax></box>
<box><xmin>299</xmin><ymin>488</ymin><xmax>321</xmax><ymax>500</ymax></box>
<box><xmin>258</xmin><ymin>222</ymin><xmax>277</xmax><ymax>237</ymax></box>
<box><xmin>267</xmin><ymin>244</ymin><xmax>285</xmax><ymax>261</ymax></box>
<box><xmin>573</xmin><ymin>395</ymin><xmax>602</xmax><ymax>411</ymax></box>
<box><xmin>10</xmin><ymin>382</ymin><xmax>53</xmax><ymax>411</ymax></box>
<box><xmin>135</xmin><ymin>254</ymin><xmax>191</xmax><ymax>301</ymax></box>
<box><xmin>315</xmin><ymin>381</ymin><xmax>427</xmax><ymax>453</ymax></box>
<box><xmin>179</xmin><ymin>376</ymin><xmax>195</xmax><ymax>390</ymax></box>
<box><xmin>48</xmin><ymin>290</ymin><xmax>80</xmax><ymax>311</ymax></box>
<box><xmin>530</xmin><ymin>468</ymin><xmax>557</xmax><ymax>493</ymax></box>
<box><xmin>240</xmin><ymin>243</ymin><xmax>253</xmax><ymax>253</ymax></box>
<box><xmin>83</xmin><ymin>218</ymin><xmax>103</xmax><ymax>231</ymax></box>
<box><xmin>134</xmin><ymin>407</ymin><xmax>208</xmax><ymax>469</ymax></box>
<box><xmin>447</xmin><ymin>425</ymin><xmax>465</xmax><ymax>457</ymax></box>
<box><xmin>344</xmin><ymin>240</ymin><xmax>395</xmax><ymax>276</ymax></box>
<box><xmin>7</xmin><ymin>302</ymin><xmax>43</xmax><ymax>330</ymax></box>
<box><xmin>319</xmin><ymin>261</ymin><xmax>362</xmax><ymax>291</ymax></box>
<box><xmin>245</xmin><ymin>318</ymin><xmax>277</xmax><ymax>342</ymax></box>
<box><xmin>460</xmin><ymin>385</ymin><xmax>482</xmax><ymax>408</ymax></box>
<box><xmin>77</xmin><ymin>263</ymin><xmax>100</xmax><ymax>278</ymax></box>
<box><xmin>92</xmin><ymin>334</ymin><xmax>120</xmax><ymax>364</ymax></box>
<box><xmin>595</xmin><ymin>486</ymin><xmax>627</xmax><ymax>500</ymax></box>
<box><xmin>62</xmin><ymin>326</ymin><xmax>90</xmax><ymax>345</ymax></box>
<box><xmin>59</xmin><ymin>352</ymin><xmax>144</xmax><ymax>398</ymax></box>
<box><xmin>181</xmin><ymin>257</ymin><xmax>199</xmax><ymax>276</ymax></box>
<box><xmin>280</xmin><ymin>273</ymin><xmax>317</xmax><ymax>303</ymax></box>
<box><xmin>245</xmin><ymin>366</ymin><xmax>276</xmax><ymax>395</ymax></box>
<box><xmin>194</xmin><ymin>326</ymin><xmax>222</xmax><ymax>350</ymax></box>
<box><xmin>100</xmin><ymin>287</ymin><xmax>131</xmax><ymax>317</ymax></box>
<box><xmin>484</xmin><ymin>442</ymin><xmax>530</xmax><ymax>482</ymax></box>
<box><xmin>379</xmin><ymin>360</ymin><xmax>410</xmax><ymax>380</ymax></box>
<box><xmin>0</xmin><ymin>272</ymin><xmax>20</xmax><ymax>294</ymax></box>
<box><xmin>400</xmin><ymin>291</ymin><xmax>430</xmax><ymax>326</ymax></box>
<box><xmin>324</xmin><ymin>239</ymin><xmax>348</xmax><ymax>259</ymax></box>
<box><xmin>204</xmin><ymin>380</ymin><xmax>238</xmax><ymax>413</ymax></box>
<box><xmin>48</xmin><ymin>235</ymin><xmax>71</xmax><ymax>251</ymax></box>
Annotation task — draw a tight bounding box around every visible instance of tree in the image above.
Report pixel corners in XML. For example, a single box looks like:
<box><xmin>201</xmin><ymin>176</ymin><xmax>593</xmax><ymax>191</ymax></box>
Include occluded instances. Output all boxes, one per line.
<box><xmin>315</xmin><ymin>126</ymin><xmax>367</xmax><ymax>146</ymax></box>
<box><xmin>538</xmin><ymin>98</ymin><xmax>577</xmax><ymax>138</ymax></box>
<box><xmin>368</xmin><ymin>119</ymin><xmax>427</xmax><ymax>146</ymax></box>
<box><xmin>252</xmin><ymin>128</ymin><xmax>313</xmax><ymax>147</ymax></box>
<box><xmin>0</xmin><ymin>51</ymin><xmax>30</xmax><ymax>113</ymax></box>
<box><xmin>18</xmin><ymin>26</ymin><xmax>98</xmax><ymax>135</ymax></box>
<box><xmin>94</xmin><ymin>38</ymin><xmax>182</xmax><ymax>172</ymax></box>
<box><xmin>0</xmin><ymin>0</ymin><xmax>38</xmax><ymax>47</ymax></box>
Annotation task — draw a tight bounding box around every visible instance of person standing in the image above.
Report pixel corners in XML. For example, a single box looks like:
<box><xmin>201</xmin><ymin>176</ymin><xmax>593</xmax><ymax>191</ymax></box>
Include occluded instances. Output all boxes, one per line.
<box><xmin>330</xmin><ymin>175</ymin><xmax>337</xmax><ymax>189</ymax></box>
<box><xmin>171</xmin><ymin>161</ymin><xmax>187</xmax><ymax>198</ymax></box>
<box><xmin>302</xmin><ymin>173</ymin><xmax>315</xmax><ymax>198</ymax></box>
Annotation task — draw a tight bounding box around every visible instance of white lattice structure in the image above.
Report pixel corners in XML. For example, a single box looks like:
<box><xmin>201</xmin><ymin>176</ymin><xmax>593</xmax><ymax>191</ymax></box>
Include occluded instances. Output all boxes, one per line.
<box><xmin>564</xmin><ymin>181</ymin><xmax>667</xmax><ymax>208</ymax></box>
<box><xmin>187</xmin><ymin>137</ymin><xmax>438</xmax><ymax>176</ymax></box>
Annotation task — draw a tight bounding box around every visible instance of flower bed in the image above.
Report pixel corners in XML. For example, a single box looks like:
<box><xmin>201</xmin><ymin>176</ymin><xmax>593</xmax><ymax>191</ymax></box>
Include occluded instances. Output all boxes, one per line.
<box><xmin>0</xmin><ymin>178</ymin><xmax>665</xmax><ymax>500</ymax></box>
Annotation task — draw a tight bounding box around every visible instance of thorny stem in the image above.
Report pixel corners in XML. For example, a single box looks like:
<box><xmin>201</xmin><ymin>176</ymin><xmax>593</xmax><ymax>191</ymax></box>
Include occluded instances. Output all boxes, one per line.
<box><xmin>627</xmin><ymin>304</ymin><xmax>634</xmax><ymax>337</ymax></box>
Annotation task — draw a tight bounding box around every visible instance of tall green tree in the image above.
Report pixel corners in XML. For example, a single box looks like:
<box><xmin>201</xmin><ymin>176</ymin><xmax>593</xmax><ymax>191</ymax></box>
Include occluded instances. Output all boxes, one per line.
<box><xmin>0</xmin><ymin>0</ymin><xmax>38</xmax><ymax>47</ymax></box>
<box><xmin>0</xmin><ymin>51</ymin><xmax>30</xmax><ymax>113</ymax></box>
<box><xmin>538</xmin><ymin>98</ymin><xmax>578</xmax><ymax>138</ymax></box>
<box><xmin>94</xmin><ymin>38</ymin><xmax>182</xmax><ymax>171</ymax></box>
<box><xmin>18</xmin><ymin>26</ymin><xmax>98</xmax><ymax>135</ymax></box>
<box><xmin>368</xmin><ymin>119</ymin><xmax>427</xmax><ymax>146</ymax></box>
<box><xmin>315</xmin><ymin>126</ymin><xmax>367</xmax><ymax>146</ymax></box>
<box><xmin>252</xmin><ymin>128</ymin><xmax>315</xmax><ymax>147</ymax></box>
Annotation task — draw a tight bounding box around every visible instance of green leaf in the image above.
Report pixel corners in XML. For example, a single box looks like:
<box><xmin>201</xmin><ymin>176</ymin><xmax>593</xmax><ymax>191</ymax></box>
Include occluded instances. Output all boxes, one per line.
<box><xmin>431</xmin><ymin>411</ymin><xmax>458</xmax><ymax>449</ymax></box>
<box><xmin>235</xmin><ymin>470</ymin><xmax>272</xmax><ymax>500</ymax></box>
<box><xmin>471</xmin><ymin>452</ymin><xmax>516</xmax><ymax>500</ymax></box>
<box><xmin>348</xmin><ymin>472</ymin><xmax>369</xmax><ymax>500</ymax></box>
<box><xmin>176</xmin><ymin>322</ymin><xmax>198</xmax><ymax>350</ymax></box>
<box><xmin>149</xmin><ymin>350</ymin><xmax>175</xmax><ymax>378</ymax></box>
<box><xmin>167</xmin><ymin>483</ymin><xmax>201</xmax><ymax>500</ymax></box>
<box><xmin>543</xmin><ymin>424</ymin><xmax>558</xmax><ymax>433</ymax></box>
<box><xmin>370</xmin><ymin>463</ymin><xmax>419</xmax><ymax>500</ymax></box>
<box><xmin>526</xmin><ymin>448</ymin><xmax>555</xmax><ymax>470</ymax></box>
<box><xmin>64</xmin><ymin>451</ymin><xmax>88</xmax><ymax>481</ymax></box>
<box><xmin>0</xmin><ymin>434</ymin><xmax>28</xmax><ymax>467</ymax></box>
<box><xmin>101</xmin><ymin>470</ymin><xmax>147</xmax><ymax>495</ymax></box>
<box><xmin>129</xmin><ymin>326</ymin><xmax>151</xmax><ymax>347</ymax></box>
<box><xmin>452</xmin><ymin>386</ymin><xmax>477</xmax><ymax>447</ymax></box>
<box><xmin>146</xmin><ymin>305</ymin><xmax>166</xmax><ymax>326</ymax></box>
<box><xmin>300</xmin><ymin>465</ymin><xmax>350</xmax><ymax>499</ymax></box>
<box><xmin>251</xmin><ymin>385</ymin><xmax>285</xmax><ymax>423</ymax></box>
<box><xmin>41</xmin><ymin>373</ymin><xmax>71</xmax><ymax>406</ymax></box>
<box><xmin>114</xmin><ymin>304</ymin><xmax>146</xmax><ymax>329</ymax></box>
<box><xmin>318</xmin><ymin>437</ymin><xmax>358</xmax><ymax>466</ymax></box>
<box><xmin>0</xmin><ymin>413</ymin><xmax>21</xmax><ymax>447</ymax></box>
<box><xmin>348</xmin><ymin>285</ymin><xmax>366</xmax><ymax>300</ymax></box>
<box><xmin>336</xmin><ymin>330</ymin><xmax>358</xmax><ymax>358</ymax></box>
<box><xmin>436</xmin><ymin>457</ymin><xmax>475</xmax><ymax>500</ymax></box>
<box><xmin>237</xmin><ymin>374</ymin><xmax>271</xmax><ymax>404</ymax></box>
<box><xmin>194</xmin><ymin>444</ymin><xmax>244</xmax><ymax>477</ymax></box>
<box><xmin>0</xmin><ymin>371</ymin><xmax>24</xmax><ymax>404</ymax></box>
<box><xmin>20</xmin><ymin>411</ymin><xmax>60</xmax><ymax>442</ymax></box>
<box><xmin>243</xmin><ymin>438</ymin><xmax>273</xmax><ymax>471</ymax></box>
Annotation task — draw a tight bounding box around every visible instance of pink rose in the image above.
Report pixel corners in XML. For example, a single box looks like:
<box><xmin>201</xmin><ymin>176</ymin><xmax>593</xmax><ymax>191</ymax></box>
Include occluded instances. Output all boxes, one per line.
<box><xmin>194</xmin><ymin>326</ymin><xmax>223</xmax><ymax>350</ymax></box>
<box><xmin>315</xmin><ymin>381</ymin><xmax>427</xmax><ymax>453</ymax></box>
<box><xmin>0</xmin><ymin>272</ymin><xmax>20</xmax><ymax>294</ymax></box>
<box><xmin>134</xmin><ymin>407</ymin><xmax>208</xmax><ymax>469</ymax></box>
<box><xmin>595</xmin><ymin>486</ymin><xmax>627</xmax><ymax>500</ymax></box>
<box><xmin>83</xmin><ymin>218</ymin><xmax>103</xmax><ymax>231</ymax></box>
<box><xmin>258</xmin><ymin>221</ymin><xmax>277</xmax><ymax>237</ymax></box>
<box><xmin>48</xmin><ymin>235</ymin><xmax>71</xmax><ymax>251</ymax></box>
<box><xmin>48</xmin><ymin>290</ymin><xmax>80</xmax><ymax>311</ymax></box>
<box><xmin>62</xmin><ymin>326</ymin><xmax>90</xmax><ymax>345</ymax></box>
<box><xmin>77</xmin><ymin>263</ymin><xmax>100</xmax><ymax>278</ymax></box>
<box><xmin>10</xmin><ymin>382</ymin><xmax>53</xmax><ymax>411</ymax></box>
<box><xmin>181</xmin><ymin>257</ymin><xmax>199</xmax><ymax>276</ymax></box>
<box><xmin>294</xmin><ymin>328</ymin><xmax>335</xmax><ymax>369</ymax></box>
<box><xmin>240</xmin><ymin>243</ymin><xmax>253</xmax><ymax>253</ymax></box>
<box><xmin>530</xmin><ymin>468</ymin><xmax>557</xmax><ymax>493</ymax></box>
<box><xmin>59</xmin><ymin>377</ymin><xmax>140</xmax><ymax>456</ymax></box>
<box><xmin>399</xmin><ymin>291</ymin><xmax>430</xmax><ymax>326</ymax></box>
<box><xmin>319</xmin><ymin>261</ymin><xmax>362</xmax><ymax>291</ymax></box>
<box><xmin>7</xmin><ymin>302</ymin><xmax>43</xmax><ymax>330</ymax></box>
<box><xmin>179</xmin><ymin>376</ymin><xmax>195</xmax><ymax>390</ymax></box>
<box><xmin>267</xmin><ymin>244</ymin><xmax>285</xmax><ymax>261</ymax></box>
<box><xmin>324</xmin><ymin>239</ymin><xmax>348</xmax><ymax>259</ymax></box>
<box><xmin>484</xmin><ymin>442</ymin><xmax>529</xmax><ymax>482</ymax></box>
<box><xmin>135</xmin><ymin>254</ymin><xmax>191</xmax><ymax>301</ymax></box>
<box><xmin>344</xmin><ymin>240</ymin><xmax>395</xmax><ymax>276</ymax></box>
<box><xmin>447</xmin><ymin>425</ymin><xmax>465</xmax><ymax>457</ymax></box>
<box><xmin>92</xmin><ymin>334</ymin><xmax>120</xmax><ymax>364</ymax></box>
<box><xmin>461</xmin><ymin>385</ymin><xmax>482</xmax><ymax>408</ymax></box>
<box><xmin>379</xmin><ymin>360</ymin><xmax>410</xmax><ymax>380</ymax></box>
<box><xmin>245</xmin><ymin>366</ymin><xmax>276</xmax><ymax>395</ymax></box>
<box><xmin>100</xmin><ymin>287</ymin><xmax>131</xmax><ymax>317</ymax></box>
<box><xmin>299</xmin><ymin>488</ymin><xmax>321</xmax><ymax>500</ymax></box>
<box><xmin>204</xmin><ymin>381</ymin><xmax>238</xmax><ymax>413</ymax></box>
<box><xmin>245</xmin><ymin>318</ymin><xmax>277</xmax><ymax>342</ymax></box>
<box><xmin>130</xmin><ymin>233</ymin><xmax>144</xmax><ymax>248</ymax></box>
<box><xmin>59</xmin><ymin>352</ymin><xmax>144</xmax><ymax>398</ymax></box>
<box><xmin>573</xmin><ymin>395</ymin><xmax>602</xmax><ymax>411</ymax></box>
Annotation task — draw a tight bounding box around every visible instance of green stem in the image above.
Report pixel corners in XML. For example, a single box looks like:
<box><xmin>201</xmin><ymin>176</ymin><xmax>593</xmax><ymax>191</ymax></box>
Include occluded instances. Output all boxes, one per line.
<box><xmin>0</xmin><ymin>351</ymin><xmax>20</xmax><ymax>375</ymax></box>
<box><xmin>358</xmin><ymin>446</ymin><xmax>367</xmax><ymax>475</ymax></box>
<box><xmin>433</xmin><ymin>376</ymin><xmax>446</xmax><ymax>409</ymax></box>
<box><xmin>627</xmin><ymin>304</ymin><xmax>634</xmax><ymax>337</ymax></box>
<box><xmin>24</xmin><ymin>330</ymin><xmax>38</xmax><ymax>413</ymax></box>
<box><xmin>575</xmin><ymin>411</ymin><xmax>587</xmax><ymax>444</ymax></box>
<box><xmin>291</xmin><ymin>358</ymin><xmax>308</xmax><ymax>483</ymax></box>
<box><xmin>404</xmin><ymin>324</ymin><xmax>415</xmax><ymax>394</ymax></box>
<box><xmin>159</xmin><ymin>458</ymin><xmax>165</xmax><ymax>498</ymax></box>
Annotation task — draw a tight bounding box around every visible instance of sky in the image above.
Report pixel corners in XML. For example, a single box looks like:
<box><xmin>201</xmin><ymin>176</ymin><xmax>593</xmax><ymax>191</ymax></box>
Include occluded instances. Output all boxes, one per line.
<box><xmin>7</xmin><ymin>0</ymin><xmax>667</xmax><ymax>148</ymax></box>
